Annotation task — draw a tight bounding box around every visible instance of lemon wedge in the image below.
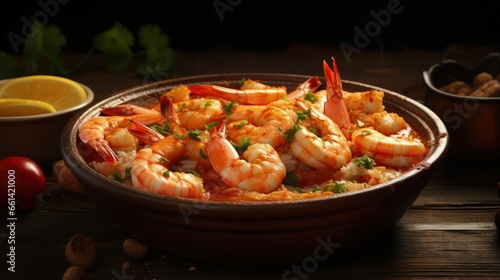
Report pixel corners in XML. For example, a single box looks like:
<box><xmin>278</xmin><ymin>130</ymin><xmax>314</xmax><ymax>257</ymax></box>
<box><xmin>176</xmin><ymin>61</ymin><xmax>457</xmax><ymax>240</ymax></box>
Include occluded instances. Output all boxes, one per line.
<box><xmin>0</xmin><ymin>75</ymin><xmax>87</xmax><ymax>111</ymax></box>
<box><xmin>0</xmin><ymin>98</ymin><xmax>57</xmax><ymax>116</ymax></box>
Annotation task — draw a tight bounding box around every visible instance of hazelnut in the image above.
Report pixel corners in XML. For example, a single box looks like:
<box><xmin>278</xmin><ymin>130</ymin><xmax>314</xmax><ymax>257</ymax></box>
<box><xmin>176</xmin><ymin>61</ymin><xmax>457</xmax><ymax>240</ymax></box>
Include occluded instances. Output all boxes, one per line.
<box><xmin>123</xmin><ymin>238</ymin><xmax>149</xmax><ymax>259</ymax></box>
<box><xmin>65</xmin><ymin>235</ymin><xmax>96</xmax><ymax>270</ymax></box>
<box><xmin>62</xmin><ymin>265</ymin><xmax>89</xmax><ymax>280</ymax></box>
<box><xmin>472</xmin><ymin>72</ymin><xmax>493</xmax><ymax>88</ymax></box>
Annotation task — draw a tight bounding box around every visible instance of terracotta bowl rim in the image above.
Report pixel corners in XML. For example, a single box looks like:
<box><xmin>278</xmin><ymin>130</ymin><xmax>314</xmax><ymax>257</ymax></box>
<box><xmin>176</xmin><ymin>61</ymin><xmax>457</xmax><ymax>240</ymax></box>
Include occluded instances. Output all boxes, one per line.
<box><xmin>61</xmin><ymin>73</ymin><xmax>449</xmax><ymax>210</ymax></box>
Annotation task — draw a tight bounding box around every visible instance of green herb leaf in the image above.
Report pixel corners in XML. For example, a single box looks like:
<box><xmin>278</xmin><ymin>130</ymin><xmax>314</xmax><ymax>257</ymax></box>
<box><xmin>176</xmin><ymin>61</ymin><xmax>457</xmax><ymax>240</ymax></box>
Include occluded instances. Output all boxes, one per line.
<box><xmin>0</xmin><ymin>52</ymin><xmax>22</xmax><ymax>79</ymax></box>
<box><xmin>94</xmin><ymin>21</ymin><xmax>134</xmax><ymax>72</ymax></box>
<box><xmin>303</xmin><ymin>91</ymin><xmax>318</xmax><ymax>103</ymax></box>
<box><xmin>111</xmin><ymin>167</ymin><xmax>132</xmax><ymax>183</ymax></box>
<box><xmin>282</xmin><ymin>123</ymin><xmax>300</xmax><ymax>143</ymax></box>
<box><xmin>354</xmin><ymin>155</ymin><xmax>375</xmax><ymax>169</ymax></box>
<box><xmin>137</xmin><ymin>24</ymin><xmax>175</xmax><ymax>78</ymax></box>
<box><xmin>232</xmin><ymin>137</ymin><xmax>251</xmax><ymax>152</ymax></box>
<box><xmin>23</xmin><ymin>23</ymin><xmax>68</xmax><ymax>76</ymax></box>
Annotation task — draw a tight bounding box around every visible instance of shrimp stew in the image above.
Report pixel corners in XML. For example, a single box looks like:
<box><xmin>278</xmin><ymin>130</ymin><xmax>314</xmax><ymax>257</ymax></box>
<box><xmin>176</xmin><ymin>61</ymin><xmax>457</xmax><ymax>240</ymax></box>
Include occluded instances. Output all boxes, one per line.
<box><xmin>78</xmin><ymin>59</ymin><xmax>428</xmax><ymax>202</ymax></box>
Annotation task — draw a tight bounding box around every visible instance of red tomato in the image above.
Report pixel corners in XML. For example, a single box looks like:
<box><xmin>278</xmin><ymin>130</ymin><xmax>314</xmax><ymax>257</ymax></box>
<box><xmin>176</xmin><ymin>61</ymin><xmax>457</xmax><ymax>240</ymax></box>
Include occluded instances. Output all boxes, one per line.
<box><xmin>0</xmin><ymin>156</ymin><xmax>46</xmax><ymax>211</ymax></box>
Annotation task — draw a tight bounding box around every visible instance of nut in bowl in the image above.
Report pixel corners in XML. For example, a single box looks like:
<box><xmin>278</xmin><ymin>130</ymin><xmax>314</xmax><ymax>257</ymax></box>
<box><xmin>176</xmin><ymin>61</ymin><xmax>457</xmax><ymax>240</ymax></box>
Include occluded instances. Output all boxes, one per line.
<box><xmin>61</xmin><ymin>61</ymin><xmax>448</xmax><ymax>266</ymax></box>
<box><xmin>0</xmin><ymin>75</ymin><xmax>94</xmax><ymax>168</ymax></box>
<box><xmin>423</xmin><ymin>52</ymin><xmax>500</xmax><ymax>162</ymax></box>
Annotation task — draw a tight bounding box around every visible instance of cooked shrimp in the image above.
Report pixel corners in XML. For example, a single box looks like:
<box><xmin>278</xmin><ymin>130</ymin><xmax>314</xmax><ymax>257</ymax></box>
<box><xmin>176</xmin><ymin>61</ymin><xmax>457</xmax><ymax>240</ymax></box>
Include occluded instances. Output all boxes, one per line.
<box><xmin>174</xmin><ymin>98</ymin><xmax>224</xmax><ymax>130</ymax></box>
<box><xmin>225</xmin><ymin>105</ymin><xmax>294</xmax><ymax>148</ymax></box>
<box><xmin>351</xmin><ymin>128</ymin><xmax>427</xmax><ymax>168</ymax></box>
<box><xmin>165</xmin><ymin>85</ymin><xmax>191</xmax><ymax>102</ymax></box>
<box><xmin>343</xmin><ymin>90</ymin><xmax>385</xmax><ymax>114</ymax></box>
<box><xmin>206</xmin><ymin>121</ymin><xmax>286</xmax><ymax>193</ymax></box>
<box><xmin>269</xmin><ymin>89</ymin><xmax>327</xmax><ymax>121</ymax></box>
<box><xmin>78</xmin><ymin>115</ymin><xmax>161</xmax><ymax>163</ymax></box>
<box><xmin>131</xmin><ymin>134</ymin><xmax>205</xmax><ymax>198</ymax></box>
<box><xmin>323</xmin><ymin>58</ymin><xmax>351</xmax><ymax>139</ymax></box>
<box><xmin>187</xmin><ymin>79</ymin><xmax>287</xmax><ymax>105</ymax></box>
<box><xmin>350</xmin><ymin>110</ymin><xmax>408</xmax><ymax>135</ymax></box>
<box><xmin>290</xmin><ymin>99</ymin><xmax>352</xmax><ymax>170</ymax></box>
<box><xmin>100</xmin><ymin>104</ymin><xmax>159</xmax><ymax>116</ymax></box>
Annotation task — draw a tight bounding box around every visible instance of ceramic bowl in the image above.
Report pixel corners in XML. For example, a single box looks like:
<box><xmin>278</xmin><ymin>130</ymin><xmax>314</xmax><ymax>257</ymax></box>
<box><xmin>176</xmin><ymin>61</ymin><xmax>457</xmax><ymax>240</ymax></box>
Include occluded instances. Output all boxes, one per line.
<box><xmin>61</xmin><ymin>73</ymin><xmax>448</xmax><ymax>266</ymax></box>
<box><xmin>0</xmin><ymin>80</ymin><xmax>94</xmax><ymax>169</ymax></box>
<box><xmin>423</xmin><ymin>52</ymin><xmax>500</xmax><ymax>162</ymax></box>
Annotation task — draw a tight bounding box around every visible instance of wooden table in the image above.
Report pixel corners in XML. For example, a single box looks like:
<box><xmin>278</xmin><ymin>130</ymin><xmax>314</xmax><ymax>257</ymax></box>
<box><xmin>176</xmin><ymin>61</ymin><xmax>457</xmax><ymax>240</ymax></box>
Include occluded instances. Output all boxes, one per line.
<box><xmin>2</xmin><ymin>44</ymin><xmax>500</xmax><ymax>279</ymax></box>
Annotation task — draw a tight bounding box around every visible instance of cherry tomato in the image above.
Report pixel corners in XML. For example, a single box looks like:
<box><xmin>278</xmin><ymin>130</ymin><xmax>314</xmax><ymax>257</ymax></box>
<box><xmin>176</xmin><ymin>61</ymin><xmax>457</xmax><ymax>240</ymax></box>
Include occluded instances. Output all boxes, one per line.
<box><xmin>0</xmin><ymin>156</ymin><xmax>46</xmax><ymax>211</ymax></box>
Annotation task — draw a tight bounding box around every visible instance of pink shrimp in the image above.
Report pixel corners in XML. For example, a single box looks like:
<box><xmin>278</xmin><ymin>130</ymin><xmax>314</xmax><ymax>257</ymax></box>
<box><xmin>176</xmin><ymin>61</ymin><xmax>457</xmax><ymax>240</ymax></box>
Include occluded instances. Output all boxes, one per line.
<box><xmin>351</xmin><ymin>128</ymin><xmax>427</xmax><ymax>168</ymax></box>
<box><xmin>206</xmin><ymin>121</ymin><xmax>286</xmax><ymax>193</ymax></box>
<box><xmin>100</xmin><ymin>104</ymin><xmax>160</xmax><ymax>116</ymax></box>
<box><xmin>78</xmin><ymin>114</ymin><xmax>161</xmax><ymax>163</ymax></box>
<box><xmin>187</xmin><ymin>79</ymin><xmax>287</xmax><ymax>105</ymax></box>
<box><xmin>131</xmin><ymin>134</ymin><xmax>205</xmax><ymax>198</ymax></box>
<box><xmin>323</xmin><ymin>58</ymin><xmax>351</xmax><ymax>140</ymax></box>
<box><xmin>290</xmin><ymin>99</ymin><xmax>352</xmax><ymax>170</ymax></box>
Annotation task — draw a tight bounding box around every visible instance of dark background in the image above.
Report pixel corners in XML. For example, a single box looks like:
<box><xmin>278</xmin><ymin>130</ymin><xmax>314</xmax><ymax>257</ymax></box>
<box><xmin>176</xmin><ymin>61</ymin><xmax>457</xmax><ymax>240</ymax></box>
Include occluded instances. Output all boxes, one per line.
<box><xmin>1</xmin><ymin>0</ymin><xmax>499</xmax><ymax>54</ymax></box>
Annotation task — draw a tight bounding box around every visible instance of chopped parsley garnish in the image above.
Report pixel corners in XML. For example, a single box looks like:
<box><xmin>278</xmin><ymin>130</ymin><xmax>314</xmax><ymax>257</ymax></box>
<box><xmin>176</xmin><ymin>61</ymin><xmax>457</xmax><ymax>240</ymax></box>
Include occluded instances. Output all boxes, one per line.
<box><xmin>223</xmin><ymin>101</ymin><xmax>238</xmax><ymax>115</ymax></box>
<box><xmin>232</xmin><ymin>137</ymin><xmax>252</xmax><ymax>152</ymax></box>
<box><xmin>313</xmin><ymin>181</ymin><xmax>347</xmax><ymax>193</ymax></box>
<box><xmin>187</xmin><ymin>129</ymin><xmax>204</xmax><ymax>141</ymax></box>
<box><xmin>296</xmin><ymin>108</ymin><xmax>311</xmax><ymax>121</ymax></box>
<box><xmin>199</xmin><ymin>149</ymin><xmax>208</xmax><ymax>159</ymax></box>
<box><xmin>360</xmin><ymin>130</ymin><xmax>371</xmax><ymax>136</ymax></box>
<box><xmin>186</xmin><ymin>170</ymin><xmax>200</xmax><ymax>177</ymax></box>
<box><xmin>238</xmin><ymin>78</ymin><xmax>247</xmax><ymax>87</ymax></box>
<box><xmin>203</xmin><ymin>100</ymin><xmax>212</xmax><ymax>109</ymax></box>
<box><xmin>235</xmin><ymin>120</ymin><xmax>248</xmax><ymax>129</ymax></box>
<box><xmin>281</xmin><ymin>123</ymin><xmax>300</xmax><ymax>143</ymax></box>
<box><xmin>150</xmin><ymin>122</ymin><xmax>173</xmax><ymax>135</ymax></box>
<box><xmin>354</xmin><ymin>155</ymin><xmax>375</xmax><ymax>169</ymax></box>
<box><xmin>303</xmin><ymin>90</ymin><xmax>318</xmax><ymax>103</ymax></box>
<box><xmin>111</xmin><ymin>167</ymin><xmax>131</xmax><ymax>183</ymax></box>
<box><xmin>158</xmin><ymin>157</ymin><xmax>169</xmax><ymax>163</ymax></box>
<box><xmin>205</xmin><ymin>121</ymin><xmax>218</xmax><ymax>132</ymax></box>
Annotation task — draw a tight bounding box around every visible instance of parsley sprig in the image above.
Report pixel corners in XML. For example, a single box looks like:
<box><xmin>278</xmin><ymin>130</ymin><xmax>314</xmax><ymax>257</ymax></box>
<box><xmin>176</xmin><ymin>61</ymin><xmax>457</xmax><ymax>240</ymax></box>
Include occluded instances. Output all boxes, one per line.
<box><xmin>0</xmin><ymin>21</ymin><xmax>175</xmax><ymax>79</ymax></box>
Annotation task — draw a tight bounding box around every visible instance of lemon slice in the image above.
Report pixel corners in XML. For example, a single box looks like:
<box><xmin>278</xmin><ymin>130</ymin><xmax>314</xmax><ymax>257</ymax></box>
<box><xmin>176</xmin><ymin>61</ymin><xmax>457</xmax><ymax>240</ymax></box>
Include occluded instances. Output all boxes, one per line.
<box><xmin>0</xmin><ymin>98</ymin><xmax>57</xmax><ymax>116</ymax></box>
<box><xmin>0</xmin><ymin>75</ymin><xmax>87</xmax><ymax>111</ymax></box>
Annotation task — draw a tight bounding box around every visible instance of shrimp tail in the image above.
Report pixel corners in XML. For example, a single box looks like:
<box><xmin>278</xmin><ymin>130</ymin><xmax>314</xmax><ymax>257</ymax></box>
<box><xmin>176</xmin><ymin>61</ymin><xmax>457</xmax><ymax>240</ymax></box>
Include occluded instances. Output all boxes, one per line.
<box><xmin>127</xmin><ymin>120</ymin><xmax>165</xmax><ymax>146</ymax></box>
<box><xmin>287</xmin><ymin>76</ymin><xmax>322</xmax><ymax>99</ymax></box>
<box><xmin>207</xmin><ymin>120</ymin><xmax>239</xmax><ymax>174</ymax></box>
<box><xmin>100</xmin><ymin>104</ymin><xmax>159</xmax><ymax>116</ymax></box>
<box><xmin>188</xmin><ymin>85</ymin><xmax>287</xmax><ymax>105</ymax></box>
<box><xmin>323</xmin><ymin>58</ymin><xmax>351</xmax><ymax>140</ymax></box>
<box><xmin>160</xmin><ymin>95</ymin><xmax>180</xmax><ymax>124</ymax></box>
<box><xmin>88</xmin><ymin>140</ymin><xmax>119</xmax><ymax>164</ymax></box>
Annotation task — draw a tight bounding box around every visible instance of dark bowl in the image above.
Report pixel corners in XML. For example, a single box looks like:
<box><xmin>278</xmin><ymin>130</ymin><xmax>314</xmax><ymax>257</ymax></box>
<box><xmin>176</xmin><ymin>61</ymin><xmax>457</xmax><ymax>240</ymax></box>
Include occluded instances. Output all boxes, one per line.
<box><xmin>423</xmin><ymin>52</ymin><xmax>500</xmax><ymax>162</ymax></box>
<box><xmin>61</xmin><ymin>73</ymin><xmax>448</xmax><ymax>266</ymax></box>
